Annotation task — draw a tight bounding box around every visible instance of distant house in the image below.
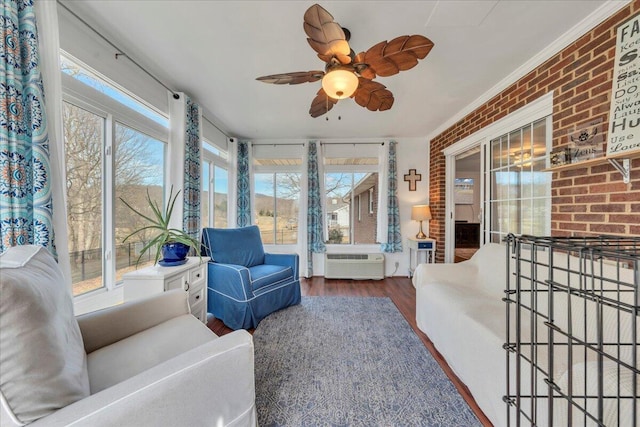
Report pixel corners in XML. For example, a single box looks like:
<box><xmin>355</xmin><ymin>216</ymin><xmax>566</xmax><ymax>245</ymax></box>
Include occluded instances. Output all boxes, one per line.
<box><xmin>325</xmin><ymin>173</ymin><xmax>379</xmax><ymax>244</ymax></box>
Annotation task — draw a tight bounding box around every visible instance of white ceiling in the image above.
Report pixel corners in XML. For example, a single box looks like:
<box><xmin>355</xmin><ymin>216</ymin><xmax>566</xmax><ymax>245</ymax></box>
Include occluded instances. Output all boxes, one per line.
<box><xmin>61</xmin><ymin>1</ymin><xmax>618</xmax><ymax>141</ymax></box>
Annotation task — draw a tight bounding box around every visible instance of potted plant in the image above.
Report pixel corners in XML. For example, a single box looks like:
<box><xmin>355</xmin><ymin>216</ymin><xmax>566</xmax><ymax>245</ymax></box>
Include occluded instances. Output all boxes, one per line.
<box><xmin>120</xmin><ymin>186</ymin><xmax>200</xmax><ymax>267</ymax></box>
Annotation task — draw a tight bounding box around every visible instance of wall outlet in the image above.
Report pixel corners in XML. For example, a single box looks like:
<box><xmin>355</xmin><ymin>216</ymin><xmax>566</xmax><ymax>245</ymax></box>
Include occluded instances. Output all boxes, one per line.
<box><xmin>394</xmin><ymin>261</ymin><xmax>399</xmax><ymax>268</ymax></box>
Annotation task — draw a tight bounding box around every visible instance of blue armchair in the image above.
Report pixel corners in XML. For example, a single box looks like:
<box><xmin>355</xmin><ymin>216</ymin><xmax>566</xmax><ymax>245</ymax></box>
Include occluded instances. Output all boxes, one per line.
<box><xmin>201</xmin><ymin>225</ymin><xmax>301</xmax><ymax>329</ymax></box>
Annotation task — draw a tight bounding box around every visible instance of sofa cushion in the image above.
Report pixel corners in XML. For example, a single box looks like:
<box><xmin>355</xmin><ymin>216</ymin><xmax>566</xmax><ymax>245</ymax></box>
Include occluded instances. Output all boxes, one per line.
<box><xmin>87</xmin><ymin>314</ymin><xmax>216</xmax><ymax>393</ymax></box>
<box><xmin>469</xmin><ymin>242</ymin><xmax>508</xmax><ymax>297</ymax></box>
<box><xmin>202</xmin><ymin>226</ymin><xmax>265</xmax><ymax>267</ymax></box>
<box><xmin>249</xmin><ymin>264</ymin><xmax>293</xmax><ymax>291</ymax></box>
<box><xmin>0</xmin><ymin>245</ymin><xmax>90</xmax><ymax>423</ymax></box>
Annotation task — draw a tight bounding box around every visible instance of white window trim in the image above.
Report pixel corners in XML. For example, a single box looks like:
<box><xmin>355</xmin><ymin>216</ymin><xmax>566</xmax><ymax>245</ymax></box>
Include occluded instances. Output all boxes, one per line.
<box><xmin>368</xmin><ymin>188</ymin><xmax>374</xmax><ymax>214</ymax></box>
<box><xmin>442</xmin><ymin>92</ymin><xmax>553</xmax><ymax>262</ymax></box>
<box><xmin>202</xmin><ymin>139</ymin><xmax>229</xmax><ymax>228</ymax></box>
<box><xmin>62</xmin><ymin>71</ymin><xmax>169</xmax><ymax>313</ymax></box>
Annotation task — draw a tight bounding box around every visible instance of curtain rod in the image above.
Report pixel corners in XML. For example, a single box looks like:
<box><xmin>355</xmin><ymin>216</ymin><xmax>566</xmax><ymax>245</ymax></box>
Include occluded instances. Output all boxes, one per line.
<box><xmin>202</xmin><ymin>115</ymin><xmax>229</xmax><ymax>139</ymax></box>
<box><xmin>58</xmin><ymin>1</ymin><xmax>180</xmax><ymax>100</ymax></box>
<box><xmin>320</xmin><ymin>142</ymin><xmax>384</xmax><ymax>146</ymax></box>
<box><xmin>59</xmin><ymin>1</ymin><xmax>230</xmax><ymax>138</ymax></box>
<box><xmin>252</xmin><ymin>143</ymin><xmax>305</xmax><ymax>147</ymax></box>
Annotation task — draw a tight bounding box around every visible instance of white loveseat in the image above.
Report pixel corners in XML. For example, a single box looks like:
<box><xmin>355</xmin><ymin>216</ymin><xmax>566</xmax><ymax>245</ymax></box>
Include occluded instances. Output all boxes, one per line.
<box><xmin>1</xmin><ymin>245</ymin><xmax>257</xmax><ymax>426</ymax></box>
<box><xmin>413</xmin><ymin>242</ymin><xmax>638</xmax><ymax>427</ymax></box>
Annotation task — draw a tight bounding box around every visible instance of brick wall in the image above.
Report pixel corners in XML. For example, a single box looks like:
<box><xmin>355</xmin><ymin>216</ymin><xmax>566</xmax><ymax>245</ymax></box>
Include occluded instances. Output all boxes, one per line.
<box><xmin>429</xmin><ymin>1</ymin><xmax>640</xmax><ymax>262</ymax></box>
<box><xmin>354</xmin><ymin>185</ymin><xmax>378</xmax><ymax>244</ymax></box>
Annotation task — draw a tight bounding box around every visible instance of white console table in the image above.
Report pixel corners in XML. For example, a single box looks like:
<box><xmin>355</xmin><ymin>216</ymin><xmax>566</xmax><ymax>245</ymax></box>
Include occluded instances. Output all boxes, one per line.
<box><xmin>122</xmin><ymin>257</ymin><xmax>210</xmax><ymax>323</ymax></box>
<box><xmin>407</xmin><ymin>237</ymin><xmax>436</xmax><ymax>278</ymax></box>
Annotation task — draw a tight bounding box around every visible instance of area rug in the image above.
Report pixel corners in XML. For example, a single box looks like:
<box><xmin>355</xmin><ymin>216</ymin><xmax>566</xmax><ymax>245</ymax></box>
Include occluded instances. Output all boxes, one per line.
<box><xmin>253</xmin><ymin>296</ymin><xmax>481</xmax><ymax>426</ymax></box>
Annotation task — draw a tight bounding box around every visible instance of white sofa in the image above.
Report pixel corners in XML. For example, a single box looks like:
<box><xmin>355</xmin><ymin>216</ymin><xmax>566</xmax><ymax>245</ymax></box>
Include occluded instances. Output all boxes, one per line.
<box><xmin>413</xmin><ymin>242</ymin><xmax>638</xmax><ymax>427</ymax></box>
<box><xmin>0</xmin><ymin>245</ymin><xmax>257</xmax><ymax>426</ymax></box>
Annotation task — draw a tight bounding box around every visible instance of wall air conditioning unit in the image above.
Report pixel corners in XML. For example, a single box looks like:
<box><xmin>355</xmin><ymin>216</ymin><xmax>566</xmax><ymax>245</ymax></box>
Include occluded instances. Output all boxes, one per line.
<box><xmin>324</xmin><ymin>253</ymin><xmax>385</xmax><ymax>280</ymax></box>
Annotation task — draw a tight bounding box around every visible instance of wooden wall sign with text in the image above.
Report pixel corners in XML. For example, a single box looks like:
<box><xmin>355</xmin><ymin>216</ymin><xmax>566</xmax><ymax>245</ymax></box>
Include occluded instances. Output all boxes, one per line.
<box><xmin>607</xmin><ymin>13</ymin><xmax>640</xmax><ymax>158</ymax></box>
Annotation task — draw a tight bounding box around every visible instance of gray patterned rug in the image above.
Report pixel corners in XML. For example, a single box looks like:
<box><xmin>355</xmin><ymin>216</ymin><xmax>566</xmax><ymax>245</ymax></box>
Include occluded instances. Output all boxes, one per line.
<box><xmin>253</xmin><ymin>296</ymin><xmax>481</xmax><ymax>426</ymax></box>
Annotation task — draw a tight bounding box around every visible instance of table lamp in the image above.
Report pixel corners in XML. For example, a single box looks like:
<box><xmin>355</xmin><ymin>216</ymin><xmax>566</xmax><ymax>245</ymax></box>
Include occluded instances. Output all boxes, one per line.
<box><xmin>411</xmin><ymin>205</ymin><xmax>431</xmax><ymax>239</ymax></box>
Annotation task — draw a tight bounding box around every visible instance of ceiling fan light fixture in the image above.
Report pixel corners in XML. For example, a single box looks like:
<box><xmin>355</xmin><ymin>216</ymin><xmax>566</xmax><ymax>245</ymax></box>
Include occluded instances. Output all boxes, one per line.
<box><xmin>322</xmin><ymin>67</ymin><xmax>358</xmax><ymax>100</ymax></box>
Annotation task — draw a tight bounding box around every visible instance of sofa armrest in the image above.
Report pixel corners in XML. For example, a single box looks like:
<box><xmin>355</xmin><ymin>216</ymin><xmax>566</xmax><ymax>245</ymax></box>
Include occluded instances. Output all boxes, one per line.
<box><xmin>30</xmin><ymin>330</ymin><xmax>256</xmax><ymax>427</ymax></box>
<box><xmin>265</xmin><ymin>253</ymin><xmax>299</xmax><ymax>277</ymax></box>
<box><xmin>207</xmin><ymin>262</ymin><xmax>253</xmax><ymax>300</ymax></box>
<box><xmin>412</xmin><ymin>260</ymin><xmax>479</xmax><ymax>289</ymax></box>
<box><xmin>77</xmin><ymin>289</ymin><xmax>190</xmax><ymax>354</ymax></box>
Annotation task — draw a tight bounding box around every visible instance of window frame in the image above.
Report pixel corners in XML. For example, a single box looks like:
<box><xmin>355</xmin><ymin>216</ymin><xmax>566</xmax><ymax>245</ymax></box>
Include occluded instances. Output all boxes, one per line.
<box><xmin>485</xmin><ymin>116</ymin><xmax>552</xmax><ymax>243</ymax></box>
<box><xmin>61</xmin><ymin>54</ymin><xmax>169</xmax><ymax>301</ymax></box>
<box><xmin>202</xmin><ymin>139</ymin><xmax>229</xmax><ymax>229</ymax></box>
<box><xmin>323</xmin><ymin>165</ymin><xmax>380</xmax><ymax>246</ymax></box>
<box><xmin>253</xmin><ymin>168</ymin><xmax>302</xmax><ymax>246</ymax></box>
<box><xmin>443</xmin><ymin>92</ymin><xmax>553</xmax><ymax>262</ymax></box>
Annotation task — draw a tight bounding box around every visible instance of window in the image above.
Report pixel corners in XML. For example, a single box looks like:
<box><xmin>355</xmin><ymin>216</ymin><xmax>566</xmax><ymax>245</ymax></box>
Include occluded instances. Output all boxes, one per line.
<box><xmin>323</xmin><ymin>145</ymin><xmax>381</xmax><ymax>245</ymax></box>
<box><xmin>486</xmin><ymin>117</ymin><xmax>551</xmax><ymax>243</ymax></box>
<box><xmin>368</xmin><ymin>188</ymin><xmax>374</xmax><ymax>214</ymax></box>
<box><xmin>254</xmin><ymin>173</ymin><xmax>301</xmax><ymax>244</ymax></box>
<box><xmin>325</xmin><ymin>172</ymin><xmax>379</xmax><ymax>244</ymax></box>
<box><xmin>252</xmin><ymin>145</ymin><xmax>303</xmax><ymax>245</ymax></box>
<box><xmin>62</xmin><ymin>55</ymin><xmax>168</xmax><ymax>297</ymax></box>
<box><xmin>202</xmin><ymin>140</ymin><xmax>228</xmax><ymax>228</ymax></box>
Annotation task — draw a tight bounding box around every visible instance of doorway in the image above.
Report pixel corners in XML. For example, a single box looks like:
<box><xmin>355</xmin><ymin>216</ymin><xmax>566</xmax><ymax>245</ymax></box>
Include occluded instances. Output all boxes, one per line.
<box><xmin>453</xmin><ymin>149</ymin><xmax>481</xmax><ymax>262</ymax></box>
<box><xmin>443</xmin><ymin>139</ymin><xmax>483</xmax><ymax>264</ymax></box>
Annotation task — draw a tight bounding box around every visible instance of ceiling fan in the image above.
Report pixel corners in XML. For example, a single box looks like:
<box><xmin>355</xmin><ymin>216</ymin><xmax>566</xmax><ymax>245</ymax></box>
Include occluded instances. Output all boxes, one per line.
<box><xmin>256</xmin><ymin>3</ymin><xmax>434</xmax><ymax>118</ymax></box>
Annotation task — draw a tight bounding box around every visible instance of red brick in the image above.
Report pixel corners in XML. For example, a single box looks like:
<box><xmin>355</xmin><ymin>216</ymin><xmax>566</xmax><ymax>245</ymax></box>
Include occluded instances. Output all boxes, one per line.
<box><xmin>590</xmin><ymin>204</ymin><xmax>625</xmax><ymax>213</ymax></box>
<box><xmin>610</xmin><ymin>192</ymin><xmax>640</xmax><ymax>202</ymax></box>
<box><xmin>609</xmin><ymin>214</ymin><xmax>640</xmax><ymax>224</ymax></box>
<box><xmin>575</xmin><ymin>54</ymin><xmax>607</xmax><ymax>77</ymax></box>
<box><xmin>575</xmin><ymin>194</ymin><xmax>607</xmax><ymax>204</ymax></box>
<box><xmin>574</xmin><ymin>174</ymin><xmax>607</xmax><ymax>185</ymax></box>
<box><xmin>589</xmin><ymin>182</ymin><xmax>630</xmax><ymax>193</ymax></box>
<box><xmin>578</xmin><ymin>32</ymin><xmax>614</xmax><ymax>57</ymax></box>
<box><xmin>552</xmin><ymin>213</ymin><xmax>573</xmax><ymax>222</ymax></box>
<box><xmin>560</xmin><ymin>222</ymin><xmax>587</xmax><ymax>231</ymax></box>
<box><xmin>574</xmin><ymin>213</ymin><xmax>606</xmax><ymax>222</ymax></box>
<box><xmin>559</xmin><ymin>204</ymin><xmax>586</xmax><ymax>213</ymax></box>
<box><xmin>561</xmin><ymin>74</ymin><xmax>590</xmax><ymax>92</ymax></box>
<box><xmin>630</xmin><ymin>225</ymin><xmax>640</xmax><ymax>236</ymax></box>
<box><xmin>559</xmin><ymin>186</ymin><xmax>588</xmax><ymax>196</ymax></box>
<box><xmin>559</xmin><ymin>168</ymin><xmax>590</xmax><ymax>178</ymax></box>
<box><xmin>589</xmin><ymin>223</ymin><xmax>627</xmax><ymax>234</ymax></box>
<box><xmin>552</xmin><ymin>196</ymin><xmax>574</xmax><ymax>205</ymax></box>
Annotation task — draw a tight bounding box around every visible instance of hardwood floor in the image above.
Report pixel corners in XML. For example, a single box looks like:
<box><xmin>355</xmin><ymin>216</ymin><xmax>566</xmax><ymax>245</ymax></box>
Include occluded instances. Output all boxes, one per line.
<box><xmin>207</xmin><ymin>276</ymin><xmax>492</xmax><ymax>426</ymax></box>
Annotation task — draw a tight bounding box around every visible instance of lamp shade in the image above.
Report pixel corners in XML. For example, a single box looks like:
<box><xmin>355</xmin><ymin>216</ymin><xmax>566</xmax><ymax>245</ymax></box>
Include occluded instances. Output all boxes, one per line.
<box><xmin>322</xmin><ymin>67</ymin><xmax>359</xmax><ymax>99</ymax></box>
<box><xmin>411</xmin><ymin>205</ymin><xmax>432</xmax><ymax>221</ymax></box>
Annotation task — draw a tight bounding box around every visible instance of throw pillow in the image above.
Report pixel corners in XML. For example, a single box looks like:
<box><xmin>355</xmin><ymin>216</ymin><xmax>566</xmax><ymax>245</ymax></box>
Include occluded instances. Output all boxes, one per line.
<box><xmin>0</xmin><ymin>245</ymin><xmax>90</xmax><ymax>423</ymax></box>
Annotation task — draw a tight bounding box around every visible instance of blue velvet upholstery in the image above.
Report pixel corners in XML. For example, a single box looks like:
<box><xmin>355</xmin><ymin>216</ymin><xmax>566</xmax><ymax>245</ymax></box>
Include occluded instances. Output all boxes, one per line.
<box><xmin>201</xmin><ymin>226</ymin><xmax>301</xmax><ymax>329</ymax></box>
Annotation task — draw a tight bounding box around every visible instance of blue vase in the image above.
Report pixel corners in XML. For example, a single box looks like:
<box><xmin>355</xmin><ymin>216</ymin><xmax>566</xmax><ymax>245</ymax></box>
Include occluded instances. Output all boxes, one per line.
<box><xmin>159</xmin><ymin>242</ymin><xmax>190</xmax><ymax>266</ymax></box>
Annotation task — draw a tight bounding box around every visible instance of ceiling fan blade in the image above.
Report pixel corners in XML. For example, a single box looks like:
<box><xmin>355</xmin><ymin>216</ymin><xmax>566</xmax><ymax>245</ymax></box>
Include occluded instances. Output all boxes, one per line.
<box><xmin>353</xmin><ymin>52</ymin><xmax>376</xmax><ymax>80</ymax></box>
<box><xmin>304</xmin><ymin>4</ymin><xmax>351</xmax><ymax>64</ymax></box>
<box><xmin>256</xmin><ymin>71</ymin><xmax>324</xmax><ymax>85</ymax></box>
<box><xmin>309</xmin><ymin>88</ymin><xmax>338</xmax><ymax>118</ymax></box>
<box><xmin>352</xmin><ymin>78</ymin><xmax>394</xmax><ymax>112</ymax></box>
<box><xmin>363</xmin><ymin>34</ymin><xmax>434</xmax><ymax>78</ymax></box>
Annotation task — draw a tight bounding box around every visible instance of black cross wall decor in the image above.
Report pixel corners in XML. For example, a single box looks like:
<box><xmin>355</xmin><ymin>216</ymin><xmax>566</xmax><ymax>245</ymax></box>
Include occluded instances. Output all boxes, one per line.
<box><xmin>404</xmin><ymin>169</ymin><xmax>421</xmax><ymax>191</ymax></box>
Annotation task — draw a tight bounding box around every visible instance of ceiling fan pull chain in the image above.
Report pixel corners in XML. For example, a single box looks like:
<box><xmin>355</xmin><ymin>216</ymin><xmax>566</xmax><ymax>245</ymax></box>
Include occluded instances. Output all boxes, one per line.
<box><xmin>325</xmin><ymin>96</ymin><xmax>329</xmax><ymax>121</ymax></box>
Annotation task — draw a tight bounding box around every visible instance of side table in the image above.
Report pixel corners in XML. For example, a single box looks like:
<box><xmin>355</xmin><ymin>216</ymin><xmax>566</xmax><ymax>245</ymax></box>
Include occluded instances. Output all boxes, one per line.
<box><xmin>407</xmin><ymin>237</ymin><xmax>436</xmax><ymax>278</ymax></box>
<box><xmin>122</xmin><ymin>257</ymin><xmax>210</xmax><ymax>323</ymax></box>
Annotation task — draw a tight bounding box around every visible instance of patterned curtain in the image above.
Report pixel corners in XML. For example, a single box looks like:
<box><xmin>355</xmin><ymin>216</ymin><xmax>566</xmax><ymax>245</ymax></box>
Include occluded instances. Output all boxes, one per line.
<box><xmin>182</xmin><ymin>97</ymin><xmax>200</xmax><ymax>240</ymax></box>
<box><xmin>381</xmin><ymin>141</ymin><xmax>402</xmax><ymax>253</ymax></box>
<box><xmin>0</xmin><ymin>0</ymin><xmax>56</xmax><ymax>256</ymax></box>
<box><xmin>236</xmin><ymin>140</ymin><xmax>251</xmax><ymax>227</ymax></box>
<box><xmin>307</xmin><ymin>141</ymin><xmax>325</xmax><ymax>276</ymax></box>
